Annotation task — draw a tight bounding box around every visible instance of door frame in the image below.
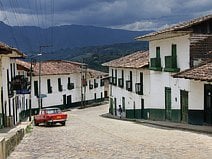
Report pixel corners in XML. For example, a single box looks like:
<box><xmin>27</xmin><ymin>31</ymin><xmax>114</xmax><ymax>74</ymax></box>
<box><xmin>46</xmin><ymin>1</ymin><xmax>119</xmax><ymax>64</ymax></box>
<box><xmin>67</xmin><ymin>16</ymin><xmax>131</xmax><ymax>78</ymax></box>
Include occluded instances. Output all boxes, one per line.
<box><xmin>204</xmin><ymin>84</ymin><xmax>212</xmax><ymax>124</ymax></box>
<box><xmin>180</xmin><ymin>90</ymin><xmax>188</xmax><ymax>123</ymax></box>
<box><xmin>141</xmin><ymin>98</ymin><xmax>144</xmax><ymax>119</ymax></box>
<box><xmin>165</xmin><ymin>87</ymin><xmax>171</xmax><ymax>120</ymax></box>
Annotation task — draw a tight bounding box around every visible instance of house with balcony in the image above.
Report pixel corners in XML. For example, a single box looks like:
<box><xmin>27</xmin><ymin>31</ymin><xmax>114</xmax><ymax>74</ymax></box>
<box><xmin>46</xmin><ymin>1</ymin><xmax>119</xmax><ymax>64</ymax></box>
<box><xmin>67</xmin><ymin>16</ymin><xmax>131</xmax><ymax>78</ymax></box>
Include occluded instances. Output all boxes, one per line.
<box><xmin>0</xmin><ymin>43</ymin><xmax>25</xmax><ymax>128</ymax></box>
<box><xmin>136</xmin><ymin>14</ymin><xmax>212</xmax><ymax>125</ymax></box>
<box><xmin>16</xmin><ymin>60</ymin><xmax>108</xmax><ymax>116</ymax></box>
<box><xmin>102</xmin><ymin>51</ymin><xmax>150</xmax><ymax>118</ymax></box>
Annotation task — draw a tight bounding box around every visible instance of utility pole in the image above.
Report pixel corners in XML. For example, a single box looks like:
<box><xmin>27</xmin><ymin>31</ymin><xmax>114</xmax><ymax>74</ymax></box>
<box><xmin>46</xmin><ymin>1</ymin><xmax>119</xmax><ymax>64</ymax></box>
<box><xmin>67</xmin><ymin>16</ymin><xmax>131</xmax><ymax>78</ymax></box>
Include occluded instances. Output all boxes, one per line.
<box><xmin>81</xmin><ymin>59</ymin><xmax>87</xmax><ymax>108</ymax></box>
<box><xmin>29</xmin><ymin>59</ymin><xmax>33</xmax><ymax>121</ymax></box>
<box><xmin>38</xmin><ymin>45</ymin><xmax>51</xmax><ymax>110</ymax></box>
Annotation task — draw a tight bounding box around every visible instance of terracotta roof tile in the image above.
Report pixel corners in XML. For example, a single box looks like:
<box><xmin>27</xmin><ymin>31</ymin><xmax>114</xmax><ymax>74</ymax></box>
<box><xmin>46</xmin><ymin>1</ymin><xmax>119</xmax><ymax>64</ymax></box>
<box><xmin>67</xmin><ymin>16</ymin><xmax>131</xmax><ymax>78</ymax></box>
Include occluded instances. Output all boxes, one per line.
<box><xmin>102</xmin><ymin>50</ymin><xmax>149</xmax><ymax>69</ymax></box>
<box><xmin>16</xmin><ymin>60</ymin><xmax>107</xmax><ymax>78</ymax></box>
<box><xmin>173</xmin><ymin>61</ymin><xmax>212</xmax><ymax>82</ymax></box>
<box><xmin>136</xmin><ymin>14</ymin><xmax>212</xmax><ymax>40</ymax></box>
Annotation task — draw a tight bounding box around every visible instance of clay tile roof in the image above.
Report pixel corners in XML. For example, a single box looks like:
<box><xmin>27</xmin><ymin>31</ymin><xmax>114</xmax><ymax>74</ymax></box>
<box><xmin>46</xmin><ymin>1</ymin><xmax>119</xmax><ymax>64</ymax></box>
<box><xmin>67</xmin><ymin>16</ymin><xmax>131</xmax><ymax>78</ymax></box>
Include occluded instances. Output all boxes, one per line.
<box><xmin>102</xmin><ymin>50</ymin><xmax>149</xmax><ymax>69</ymax></box>
<box><xmin>136</xmin><ymin>14</ymin><xmax>212</xmax><ymax>40</ymax></box>
<box><xmin>86</xmin><ymin>68</ymin><xmax>108</xmax><ymax>78</ymax></box>
<box><xmin>0</xmin><ymin>42</ymin><xmax>26</xmax><ymax>57</ymax></box>
<box><xmin>16</xmin><ymin>59</ymin><xmax>108</xmax><ymax>78</ymax></box>
<box><xmin>173</xmin><ymin>61</ymin><xmax>212</xmax><ymax>82</ymax></box>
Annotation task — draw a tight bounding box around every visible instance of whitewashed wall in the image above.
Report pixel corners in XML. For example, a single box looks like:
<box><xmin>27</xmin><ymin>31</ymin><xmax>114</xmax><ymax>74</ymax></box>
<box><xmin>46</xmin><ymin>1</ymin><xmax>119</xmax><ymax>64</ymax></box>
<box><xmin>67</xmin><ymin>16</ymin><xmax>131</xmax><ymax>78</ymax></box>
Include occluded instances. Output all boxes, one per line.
<box><xmin>149</xmin><ymin>34</ymin><xmax>190</xmax><ymax>70</ymax></box>
<box><xmin>31</xmin><ymin>72</ymin><xmax>105</xmax><ymax>109</ymax></box>
<box><xmin>110</xmin><ymin>67</ymin><xmax>150</xmax><ymax>111</ymax></box>
<box><xmin>148</xmin><ymin>34</ymin><xmax>191</xmax><ymax>109</ymax></box>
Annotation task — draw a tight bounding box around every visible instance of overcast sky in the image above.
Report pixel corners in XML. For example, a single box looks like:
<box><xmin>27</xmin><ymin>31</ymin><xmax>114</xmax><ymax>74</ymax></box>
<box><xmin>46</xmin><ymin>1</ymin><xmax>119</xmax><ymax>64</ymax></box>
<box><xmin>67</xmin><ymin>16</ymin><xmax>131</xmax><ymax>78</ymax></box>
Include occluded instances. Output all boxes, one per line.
<box><xmin>0</xmin><ymin>0</ymin><xmax>211</xmax><ymax>31</ymax></box>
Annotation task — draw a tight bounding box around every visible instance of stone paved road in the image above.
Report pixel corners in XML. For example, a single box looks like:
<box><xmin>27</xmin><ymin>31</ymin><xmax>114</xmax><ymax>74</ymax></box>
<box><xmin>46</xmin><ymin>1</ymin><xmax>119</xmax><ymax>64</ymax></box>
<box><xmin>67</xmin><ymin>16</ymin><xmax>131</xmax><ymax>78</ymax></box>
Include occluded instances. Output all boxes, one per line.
<box><xmin>8</xmin><ymin>104</ymin><xmax>212</xmax><ymax>159</ymax></box>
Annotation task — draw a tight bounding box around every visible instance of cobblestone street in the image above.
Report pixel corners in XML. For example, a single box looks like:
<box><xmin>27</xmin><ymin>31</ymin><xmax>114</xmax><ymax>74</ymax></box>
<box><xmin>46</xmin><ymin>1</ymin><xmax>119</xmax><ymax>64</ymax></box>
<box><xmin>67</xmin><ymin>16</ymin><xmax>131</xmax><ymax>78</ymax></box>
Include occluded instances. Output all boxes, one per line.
<box><xmin>8</xmin><ymin>104</ymin><xmax>212</xmax><ymax>159</ymax></box>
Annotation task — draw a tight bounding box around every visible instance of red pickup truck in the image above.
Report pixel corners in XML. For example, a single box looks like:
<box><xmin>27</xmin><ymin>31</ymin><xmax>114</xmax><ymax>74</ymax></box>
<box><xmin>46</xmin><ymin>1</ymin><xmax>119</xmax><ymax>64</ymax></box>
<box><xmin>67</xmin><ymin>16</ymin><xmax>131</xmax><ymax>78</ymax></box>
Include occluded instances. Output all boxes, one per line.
<box><xmin>34</xmin><ymin>108</ymin><xmax>67</xmax><ymax>126</ymax></box>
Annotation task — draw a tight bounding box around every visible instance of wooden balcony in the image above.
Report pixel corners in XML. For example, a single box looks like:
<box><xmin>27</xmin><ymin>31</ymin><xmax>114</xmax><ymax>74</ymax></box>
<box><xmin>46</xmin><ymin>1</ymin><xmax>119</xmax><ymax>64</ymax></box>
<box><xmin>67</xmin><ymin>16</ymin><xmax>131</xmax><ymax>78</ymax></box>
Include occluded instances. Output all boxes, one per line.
<box><xmin>118</xmin><ymin>78</ymin><xmax>124</xmax><ymax>88</ymax></box>
<box><xmin>164</xmin><ymin>56</ymin><xmax>180</xmax><ymax>72</ymax></box>
<box><xmin>126</xmin><ymin>80</ymin><xmax>132</xmax><ymax>92</ymax></box>
<box><xmin>149</xmin><ymin>58</ymin><xmax>162</xmax><ymax>71</ymax></box>
<box><xmin>135</xmin><ymin>83</ymin><xmax>143</xmax><ymax>95</ymax></box>
<box><xmin>94</xmin><ymin>82</ymin><xmax>98</xmax><ymax>88</ymax></box>
<box><xmin>67</xmin><ymin>83</ymin><xmax>74</xmax><ymax>90</ymax></box>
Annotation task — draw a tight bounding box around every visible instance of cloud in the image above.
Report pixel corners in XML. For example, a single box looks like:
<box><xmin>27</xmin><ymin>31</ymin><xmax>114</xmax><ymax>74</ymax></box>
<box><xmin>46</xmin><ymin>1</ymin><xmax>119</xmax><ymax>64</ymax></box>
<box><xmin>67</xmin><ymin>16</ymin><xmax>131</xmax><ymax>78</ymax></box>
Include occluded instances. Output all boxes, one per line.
<box><xmin>0</xmin><ymin>0</ymin><xmax>211</xmax><ymax>30</ymax></box>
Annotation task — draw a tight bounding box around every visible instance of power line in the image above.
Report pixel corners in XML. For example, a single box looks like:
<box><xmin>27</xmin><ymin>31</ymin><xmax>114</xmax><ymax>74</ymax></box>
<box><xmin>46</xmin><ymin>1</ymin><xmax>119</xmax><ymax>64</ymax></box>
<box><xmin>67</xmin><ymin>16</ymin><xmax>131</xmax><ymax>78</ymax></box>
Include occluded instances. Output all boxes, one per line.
<box><xmin>0</xmin><ymin>0</ymin><xmax>19</xmax><ymax>49</ymax></box>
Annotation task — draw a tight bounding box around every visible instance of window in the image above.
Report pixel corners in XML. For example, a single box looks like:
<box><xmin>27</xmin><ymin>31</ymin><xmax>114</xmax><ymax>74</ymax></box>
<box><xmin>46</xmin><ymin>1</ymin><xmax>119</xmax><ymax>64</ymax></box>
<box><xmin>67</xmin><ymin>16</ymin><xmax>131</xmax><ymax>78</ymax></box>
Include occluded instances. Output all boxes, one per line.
<box><xmin>156</xmin><ymin>47</ymin><xmax>160</xmax><ymax>58</ymax></box>
<box><xmin>149</xmin><ymin>47</ymin><xmax>162</xmax><ymax>71</ymax></box>
<box><xmin>58</xmin><ymin>78</ymin><xmax>63</xmax><ymax>92</ymax></box>
<box><xmin>135</xmin><ymin>72</ymin><xmax>143</xmax><ymax>95</ymax></box>
<box><xmin>47</xmin><ymin>79</ymin><xmax>52</xmax><ymax>93</ymax></box>
<box><xmin>34</xmin><ymin>81</ymin><xmax>38</xmax><ymax>96</ymax></box>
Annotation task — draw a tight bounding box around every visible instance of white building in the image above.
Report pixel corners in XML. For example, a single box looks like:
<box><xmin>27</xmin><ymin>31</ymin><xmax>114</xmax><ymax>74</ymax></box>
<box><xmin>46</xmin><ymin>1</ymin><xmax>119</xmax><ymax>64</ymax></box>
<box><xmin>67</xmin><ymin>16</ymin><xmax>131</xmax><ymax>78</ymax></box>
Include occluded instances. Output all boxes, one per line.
<box><xmin>0</xmin><ymin>43</ymin><xmax>25</xmax><ymax>128</ymax></box>
<box><xmin>136</xmin><ymin>14</ymin><xmax>212</xmax><ymax>125</ymax></box>
<box><xmin>104</xmin><ymin>15</ymin><xmax>212</xmax><ymax>125</ymax></box>
<box><xmin>16</xmin><ymin>60</ymin><xmax>108</xmax><ymax>116</ymax></box>
<box><xmin>103</xmin><ymin>51</ymin><xmax>149</xmax><ymax>118</ymax></box>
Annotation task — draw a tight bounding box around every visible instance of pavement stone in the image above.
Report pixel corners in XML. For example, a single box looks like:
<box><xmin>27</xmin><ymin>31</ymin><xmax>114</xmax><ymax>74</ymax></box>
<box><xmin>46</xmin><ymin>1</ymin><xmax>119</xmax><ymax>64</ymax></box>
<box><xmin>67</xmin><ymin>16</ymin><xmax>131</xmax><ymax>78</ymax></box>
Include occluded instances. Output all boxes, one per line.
<box><xmin>7</xmin><ymin>104</ymin><xmax>212</xmax><ymax>159</ymax></box>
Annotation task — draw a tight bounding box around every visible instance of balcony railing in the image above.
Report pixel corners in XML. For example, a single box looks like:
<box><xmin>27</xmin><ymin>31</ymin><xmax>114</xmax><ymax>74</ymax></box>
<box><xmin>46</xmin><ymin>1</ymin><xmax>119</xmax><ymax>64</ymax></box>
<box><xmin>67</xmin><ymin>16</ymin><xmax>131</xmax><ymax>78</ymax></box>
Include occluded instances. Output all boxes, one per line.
<box><xmin>118</xmin><ymin>78</ymin><xmax>124</xmax><ymax>88</ymax></box>
<box><xmin>126</xmin><ymin>80</ymin><xmax>132</xmax><ymax>91</ymax></box>
<box><xmin>164</xmin><ymin>56</ymin><xmax>180</xmax><ymax>72</ymax></box>
<box><xmin>109</xmin><ymin>77</ymin><xmax>113</xmax><ymax>84</ymax></box>
<box><xmin>149</xmin><ymin>57</ymin><xmax>162</xmax><ymax>71</ymax></box>
<box><xmin>67</xmin><ymin>83</ymin><xmax>74</xmax><ymax>90</ymax></box>
<box><xmin>89</xmin><ymin>84</ymin><xmax>93</xmax><ymax>89</ymax></box>
<box><xmin>100</xmin><ymin>79</ymin><xmax>104</xmax><ymax>86</ymax></box>
<box><xmin>94</xmin><ymin>83</ymin><xmax>98</xmax><ymax>88</ymax></box>
<box><xmin>48</xmin><ymin>86</ymin><xmax>52</xmax><ymax>93</ymax></box>
<box><xmin>58</xmin><ymin>85</ymin><xmax>63</xmax><ymax>92</ymax></box>
<box><xmin>10</xmin><ymin>75</ymin><xmax>30</xmax><ymax>95</ymax></box>
<box><xmin>112</xmin><ymin>77</ymin><xmax>117</xmax><ymax>86</ymax></box>
<box><xmin>135</xmin><ymin>83</ymin><xmax>143</xmax><ymax>95</ymax></box>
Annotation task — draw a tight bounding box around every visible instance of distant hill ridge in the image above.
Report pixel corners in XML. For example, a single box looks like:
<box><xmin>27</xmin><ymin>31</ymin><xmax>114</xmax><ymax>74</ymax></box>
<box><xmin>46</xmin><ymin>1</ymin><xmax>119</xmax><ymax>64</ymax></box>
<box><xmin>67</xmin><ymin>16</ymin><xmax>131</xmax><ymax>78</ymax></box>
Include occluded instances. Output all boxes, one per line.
<box><xmin>0</xmin><ymin>21</ymin><xmax>152</xmax><ymax>52</ymax></box>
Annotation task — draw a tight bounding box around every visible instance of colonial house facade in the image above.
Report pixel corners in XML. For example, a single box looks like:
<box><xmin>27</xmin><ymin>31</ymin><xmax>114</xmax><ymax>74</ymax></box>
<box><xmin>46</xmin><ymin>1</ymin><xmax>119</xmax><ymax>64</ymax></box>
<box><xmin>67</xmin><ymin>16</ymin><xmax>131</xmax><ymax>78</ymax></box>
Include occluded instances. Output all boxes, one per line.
<box><xmin>0</xmin><ymin>43</ymin><xmax>25</xmax><ymax>128</ymax></box>
<box><xmin>103</xmin><ymin>51</ymin><xmax>149</xmax><ymax>118</ymax></box>
<box><xmin>135</xmin><ymin>14</ymin><xmax>212</xmax><ymax>125</ymax></box>
<box><xmin>104</xmin><ymin>15</ymin><xmax>212</xmax><ymax>125</ymax></box>
<box><xmin>16</xmin><ymin>60</ymin><xmax>108</xmax><ymax>116</ymax></box>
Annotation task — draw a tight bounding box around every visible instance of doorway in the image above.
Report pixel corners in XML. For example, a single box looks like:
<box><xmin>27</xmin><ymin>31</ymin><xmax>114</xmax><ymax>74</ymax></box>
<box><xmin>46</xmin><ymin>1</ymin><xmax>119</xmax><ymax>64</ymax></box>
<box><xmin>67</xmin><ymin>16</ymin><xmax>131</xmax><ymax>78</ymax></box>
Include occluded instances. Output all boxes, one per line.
<box><xmin>165</xmin><ymin>87</ymin><xmax>171</xmax><ymax>120</ymax></box>
<box><xmin>204</xmin><ymin>84</ymin><xmax>212</xmax><ymax>124</ymax></box>
<box><xmin>141</xmin><ymin>98</ymin><xmax>144</xmax><ymax>119</ymax></box>
<box><xmin>63</xmin><ymin>94</ymin><xmax>66</xmax><ymax>107</ymax></box>
<box><xmin>180</xmin><ymin>90</ymin><xmax>188</xmax><ymax>123</ymax></box>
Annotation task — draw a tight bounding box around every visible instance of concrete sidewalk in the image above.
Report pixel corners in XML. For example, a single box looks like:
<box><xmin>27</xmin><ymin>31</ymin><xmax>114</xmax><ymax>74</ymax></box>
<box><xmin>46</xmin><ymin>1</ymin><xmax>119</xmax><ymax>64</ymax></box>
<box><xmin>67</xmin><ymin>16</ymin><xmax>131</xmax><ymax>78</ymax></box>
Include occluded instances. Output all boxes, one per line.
<box><xmin>101</xmin><ymin>113</ymin><xmax>212</xmax><ymax>135</ymax></box>
<box><xmin>0</xmin><ymin>121</ymin><xmax>32</xmax><ymax>159</ymax></box>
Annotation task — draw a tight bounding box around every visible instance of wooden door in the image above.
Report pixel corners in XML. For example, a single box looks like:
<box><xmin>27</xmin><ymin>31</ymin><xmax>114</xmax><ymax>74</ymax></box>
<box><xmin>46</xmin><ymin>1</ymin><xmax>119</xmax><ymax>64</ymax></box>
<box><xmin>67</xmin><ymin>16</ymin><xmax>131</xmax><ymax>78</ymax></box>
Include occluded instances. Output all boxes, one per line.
<box><xmin>141</xmin><ymin>98</ymin><xmax>144</xmax><ymax>119</ymax></box>
<box><xmin>204</xmin><ymin>84</ymin><xmax>212</xmax><ymax>124</ymax></box>
<box><xmin>180</xmin><ymin>90</ymin><xmax>188</xmax><ymax>123</ymax></box>
<box><xmin>109</xmin><ymin>98</ymin><xmax>113</xmax><ymax>115</ymax></box>
<box><xmin>67</xmin><ymin>95</ymin><xmax>72</xmax><ymax>106</ymax></box>
<box><xmin>165</xmin><ymin>87</ymin><xmax>171</xmax><ymax>120</ymax></box>
<box><xmin>63</xmin><ymin>94</ymin><xmax>66</xmax><ymax>107</ymax></box>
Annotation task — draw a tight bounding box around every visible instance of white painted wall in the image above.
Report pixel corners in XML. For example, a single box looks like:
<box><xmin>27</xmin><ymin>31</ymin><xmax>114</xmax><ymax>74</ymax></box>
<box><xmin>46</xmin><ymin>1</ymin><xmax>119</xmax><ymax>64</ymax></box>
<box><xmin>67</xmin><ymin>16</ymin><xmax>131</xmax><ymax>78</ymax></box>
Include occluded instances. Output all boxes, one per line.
<box><xmin>149</xmin><ymin>34</ymin><xmax>190</xmax><ymax>70</ymax></box>
<box><xmin>0</xmin><ymin>56</ymin><xmax>23</xmax><ymax>125</ymax></box>
<box><xmin>189</xmin><ymin>81</ymin><xmax>204</xmax><ymax>110</ymax></box>
<box><xmin>148</xmin><ymin>34</ymin><xmax>191</xmax><ymax>110</ymax></box>
<box><xmin>31</xmin><ymin>72</ymin><xmax>106</xmax><ymax>109</ymax></box>
<box><xmin>109</xmin><ymin>67</ymin><xmax>150</xmax><ymax>114</ymax></box>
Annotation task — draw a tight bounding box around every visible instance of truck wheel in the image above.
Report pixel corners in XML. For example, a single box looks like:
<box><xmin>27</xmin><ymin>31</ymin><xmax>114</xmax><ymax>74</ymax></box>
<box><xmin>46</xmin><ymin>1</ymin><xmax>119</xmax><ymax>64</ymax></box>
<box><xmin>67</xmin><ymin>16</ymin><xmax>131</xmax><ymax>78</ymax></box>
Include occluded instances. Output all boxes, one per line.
<box><xmin>61</xmin><ymin>121</ymin><xmax>66</xmax><ymax>126</ymax></box>
<box><xmin>34</xmin><ymin>120</ymin><xmax>39</xmax><ymax>126</ymax></box>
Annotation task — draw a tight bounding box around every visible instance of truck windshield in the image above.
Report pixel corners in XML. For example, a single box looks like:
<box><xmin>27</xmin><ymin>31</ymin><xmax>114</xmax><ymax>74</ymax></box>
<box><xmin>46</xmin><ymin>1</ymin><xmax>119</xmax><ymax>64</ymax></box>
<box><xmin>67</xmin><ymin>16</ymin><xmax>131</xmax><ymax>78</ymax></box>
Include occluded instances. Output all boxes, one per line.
<box><xmin>46</xmin><ymin>109</ymin><xmax>61</xmax><ymax>114</ymax></box>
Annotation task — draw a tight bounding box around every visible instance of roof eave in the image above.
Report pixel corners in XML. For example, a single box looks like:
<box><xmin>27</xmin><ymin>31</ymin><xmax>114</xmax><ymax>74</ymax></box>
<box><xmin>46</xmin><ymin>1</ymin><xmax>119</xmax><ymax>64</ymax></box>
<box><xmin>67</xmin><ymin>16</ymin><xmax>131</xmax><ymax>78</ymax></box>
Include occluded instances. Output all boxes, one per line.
<box><xmin>136</xmin><ymin>31</ymin><xmax>191</xmax><ymax>41</ymax></box>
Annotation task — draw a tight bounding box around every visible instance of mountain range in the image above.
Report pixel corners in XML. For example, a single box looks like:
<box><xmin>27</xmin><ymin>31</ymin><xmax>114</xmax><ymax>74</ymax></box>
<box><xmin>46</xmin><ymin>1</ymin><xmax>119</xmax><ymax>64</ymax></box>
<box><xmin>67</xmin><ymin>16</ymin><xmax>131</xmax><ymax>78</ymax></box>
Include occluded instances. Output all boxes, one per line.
<box><xmin>0</xmin><ymin>21</ymin><xmax>151</xmax><ymax>53</ymax></box>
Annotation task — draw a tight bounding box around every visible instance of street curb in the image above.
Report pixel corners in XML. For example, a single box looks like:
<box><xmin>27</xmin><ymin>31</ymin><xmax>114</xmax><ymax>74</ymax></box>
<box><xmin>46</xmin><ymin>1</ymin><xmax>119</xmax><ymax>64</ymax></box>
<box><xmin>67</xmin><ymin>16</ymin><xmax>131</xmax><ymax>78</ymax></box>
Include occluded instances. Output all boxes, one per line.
<box><xmin>101</xmin><ymin>113</ymin><xmax>212</xmax><ymax>135</ymax></box>
<box><xmin>0</xmin><ymin>121</ymin><xmax>33</xmax><ymax>159</ymax></box>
